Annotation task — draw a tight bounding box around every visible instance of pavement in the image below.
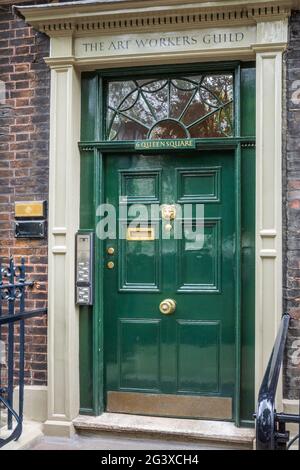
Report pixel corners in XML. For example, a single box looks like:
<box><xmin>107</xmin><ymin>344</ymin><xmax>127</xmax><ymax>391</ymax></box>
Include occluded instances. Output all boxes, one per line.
<box><xmin>29</xmin><ymin>432</ymin><xmax>236</xmax><ymax>450</ymax></box>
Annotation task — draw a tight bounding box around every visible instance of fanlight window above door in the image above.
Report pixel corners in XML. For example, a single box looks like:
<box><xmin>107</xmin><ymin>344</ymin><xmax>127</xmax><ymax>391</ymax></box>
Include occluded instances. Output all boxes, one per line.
<box><xmin>106</xmin><ymin>74</ymin><xmax>234</xmax><ymax>141</ymax></box>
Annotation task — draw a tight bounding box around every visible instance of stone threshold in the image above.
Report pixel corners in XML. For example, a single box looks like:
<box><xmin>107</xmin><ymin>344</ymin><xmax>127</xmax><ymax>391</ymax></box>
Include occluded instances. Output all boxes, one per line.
<box><xmin>73</xmin><ymin>413</ymin><xmax>255</xmax><ymax>449</ymax></box>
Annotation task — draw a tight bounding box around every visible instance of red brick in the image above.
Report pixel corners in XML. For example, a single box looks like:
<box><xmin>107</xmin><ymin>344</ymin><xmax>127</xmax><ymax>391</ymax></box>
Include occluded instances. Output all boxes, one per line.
<box><xmin>15</xmin><ymin>116</ymin><xmax>30</xmax><ymax>125</ymax></box>
<box><xmin>15</xmin><ymin>28</ymin><xmax>31</xmax><ymax>39</ymax></box>
<box><xmin>16</xmin><ymin>133</ymin><xmax>29</xmax><ymax>142</ymax></box>
<box><xmin>10</xmin><ymin>89</ymin><xmax>34</xmax><ymax>99</ymax></box>
<box><xmin>14</xmin><ymin>64</ymin><xmax>30</xmax><ymax>73</ymax></box>
<box><xmin>11</xmin><ymin>124</ymin><xmax>34</xmax><ymax>133</ymax></box>
<box><xmin>16</xmin><ymin>80</ymin><xmax>30</xmax><ymax>89</ymax></box>
<box><xmin>14</xmin><ymin>169</ymin><xmax>29</xmax><ymax>177</ymax></box>
<box><xmin>15</xmin><ymin>46</ymin><xmax>30</xmax><ymax>55</ymax></box>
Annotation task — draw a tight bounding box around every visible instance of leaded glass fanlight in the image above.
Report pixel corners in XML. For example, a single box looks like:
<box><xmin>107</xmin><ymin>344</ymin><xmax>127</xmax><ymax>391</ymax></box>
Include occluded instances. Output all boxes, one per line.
<box><xmin>106</xmin><ymin>74</ymin><xmax>234</xmax><ymax>141</ymax></box>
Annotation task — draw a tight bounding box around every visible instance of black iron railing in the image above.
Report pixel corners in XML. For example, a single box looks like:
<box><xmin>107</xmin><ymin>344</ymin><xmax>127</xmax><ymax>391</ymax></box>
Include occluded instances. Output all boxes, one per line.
<box><xmin>0</xmin><ymin>257</ymin><xmax>47</xmax><ymax>449</ymax></box>
<box><xmin>255</xmin><ymin>313</ymin><xmax>300</xmax><ymax>450</ymax></box>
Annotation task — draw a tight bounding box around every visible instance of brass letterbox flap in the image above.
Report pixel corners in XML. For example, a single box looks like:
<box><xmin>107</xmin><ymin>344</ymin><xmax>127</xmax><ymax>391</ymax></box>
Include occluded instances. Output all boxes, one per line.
<box><xmin>126</xmin><ymin>227</ymin><xmax>155</xmax><ymax>241</ymax></box>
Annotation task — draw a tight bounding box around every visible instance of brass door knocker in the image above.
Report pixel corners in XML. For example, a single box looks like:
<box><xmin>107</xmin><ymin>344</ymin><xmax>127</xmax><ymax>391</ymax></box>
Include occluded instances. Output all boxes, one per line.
<box><xmin>161</xmin><ymin>204</ymin><xmax>176</xmax><ymax>221</ymax></box>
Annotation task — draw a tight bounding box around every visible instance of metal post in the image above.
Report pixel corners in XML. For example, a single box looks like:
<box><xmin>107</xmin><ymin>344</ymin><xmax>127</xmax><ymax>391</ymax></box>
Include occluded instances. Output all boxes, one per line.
<box><xmin>7</xmin><ymin>257</ymin><xmax>14</xmax><ymax>430</ymax></box>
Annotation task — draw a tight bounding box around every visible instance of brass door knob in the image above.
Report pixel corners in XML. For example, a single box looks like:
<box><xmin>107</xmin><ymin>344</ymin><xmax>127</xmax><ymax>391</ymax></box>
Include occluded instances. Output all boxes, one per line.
<box><xmin>159</xmin><ymin>298</ymin><xmax>176</xmax><ymax>315</ymax></box>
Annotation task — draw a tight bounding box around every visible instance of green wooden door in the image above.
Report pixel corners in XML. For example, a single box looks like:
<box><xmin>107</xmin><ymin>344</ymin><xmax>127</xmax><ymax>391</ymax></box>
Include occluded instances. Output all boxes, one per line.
<box><xmin>104</xmin><ymin>149</ymin><xmax>237</xmax><ymax>420</ymax></box>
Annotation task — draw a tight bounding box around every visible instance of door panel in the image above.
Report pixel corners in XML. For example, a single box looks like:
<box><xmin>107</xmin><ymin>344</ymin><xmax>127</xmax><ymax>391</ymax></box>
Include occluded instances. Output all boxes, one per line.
<box><xmin>177</xmin><ymin>219</ymin><xmax>221</xmax><ymax>292</ymax></box>
<box><xmin>176</xmin><ymin>320</ymin><xmax>220</xmax><ymax>393</ymax></box>
<box><xmin>104</xmin><ymin>150</ymin><xmax>236</xmax><ymax>419</ymax></box>
<box><xmin>119</xmin><ymin>222</ymin><xmax>161</xmax><ymax>291</ymax></box>
<box><xmin>118</xmin><ymin>319</ymin><xmax>161</xmax><ymax>391</ymax></box>
<box><xmin>120</xmin><ymin>169</ymin><xmax>161</xmax><ymax>203</ymax></box>
<box><xmin>177</xmin><ymin>167</ymin><xmax>221</xmax><ymax>203</ymax></box>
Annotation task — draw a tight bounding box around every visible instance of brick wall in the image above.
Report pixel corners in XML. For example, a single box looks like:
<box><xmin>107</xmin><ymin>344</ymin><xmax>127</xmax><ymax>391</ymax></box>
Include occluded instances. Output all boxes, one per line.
<box><xmin>0</xmin><ymin>3</ymin><xmax>50</xmax><ymax>385</ymax></box>
<box><xmin>284</xmin><ymin>10</ymin><xmax>300</xmax><ymax>400</ymax></box>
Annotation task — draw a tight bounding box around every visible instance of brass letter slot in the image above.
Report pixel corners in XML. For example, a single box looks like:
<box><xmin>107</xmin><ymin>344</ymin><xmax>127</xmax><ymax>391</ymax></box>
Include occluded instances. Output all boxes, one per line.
<box><xmin>126</xmin><ymin>227</ymin><xmax>155</xmax><ymax>241</ymax></box>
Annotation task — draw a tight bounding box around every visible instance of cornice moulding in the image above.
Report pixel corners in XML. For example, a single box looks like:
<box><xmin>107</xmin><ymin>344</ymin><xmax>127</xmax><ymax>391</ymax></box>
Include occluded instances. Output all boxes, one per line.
<box><xmin>15</xmin><ymin>1</ymin><xmax>296</xmax><ymax>37</ymax></box>
<box><xmin>14</xmin><ymin>0</ymin><xmax>299</xmax><ymax>16</ymax></box>
<box><xmin>45</xmin><ymin>48</ymin><xmax>256</xmax><ymax>71</ymax></box>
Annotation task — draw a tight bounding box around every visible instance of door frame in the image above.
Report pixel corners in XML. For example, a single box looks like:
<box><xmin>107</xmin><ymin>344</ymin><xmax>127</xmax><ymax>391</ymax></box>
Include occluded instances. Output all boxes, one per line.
<box><xmin>17</xmin><ymin>1</ymin><xmax>287</xmax><ymax>436</ymax></box>
<box><xmin>79</xmin><ymin>61</ymin><xmax>256</xmax><ymax>426</ymax></box>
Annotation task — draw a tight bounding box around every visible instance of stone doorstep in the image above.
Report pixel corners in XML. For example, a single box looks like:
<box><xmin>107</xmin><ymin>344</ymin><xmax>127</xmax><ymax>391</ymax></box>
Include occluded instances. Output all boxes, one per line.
<box><xmin>73</xmin><ymin>413</ymin><xmax>255</xmax><ymax>449</ymax></box>
<box><xmin>0</xmin><ymin>421</ymin><xmax>43</xmax><ymax>451</ymax></box>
